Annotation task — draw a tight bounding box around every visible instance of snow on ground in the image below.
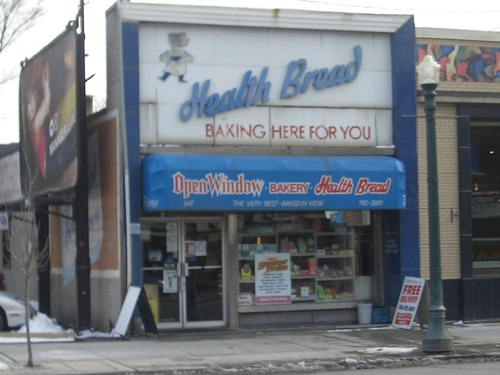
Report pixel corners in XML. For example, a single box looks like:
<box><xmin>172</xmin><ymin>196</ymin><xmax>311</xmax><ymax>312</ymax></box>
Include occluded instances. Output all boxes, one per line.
<box><xmin>360</xmin><ymin>347</ymin><xmax>418</xmax><ymax>354</ymax></box>
<box><xmin>0</xmin><ymin>302</ymin><xmax>120</xmax><ymax>343</ymax></box>
<box><xmin>16</xmin><ymin>313</ymin><xmax>73</xmax><ymax>335</ymax></box>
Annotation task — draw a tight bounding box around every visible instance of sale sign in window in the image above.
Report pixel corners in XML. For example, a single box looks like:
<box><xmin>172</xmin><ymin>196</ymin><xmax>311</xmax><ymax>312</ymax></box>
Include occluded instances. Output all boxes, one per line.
<box><xmin>255</xmin><ymin>253</ymin><xmax>291</xmax><ymax>305</ymax></box>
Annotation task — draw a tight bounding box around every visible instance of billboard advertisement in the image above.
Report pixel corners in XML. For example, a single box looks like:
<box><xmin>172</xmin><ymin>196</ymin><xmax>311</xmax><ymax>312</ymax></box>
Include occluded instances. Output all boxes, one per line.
<box><xmin>19</xmin><ymin>24</ymin><xmax>78</xmax><ymax>196</ymax></box>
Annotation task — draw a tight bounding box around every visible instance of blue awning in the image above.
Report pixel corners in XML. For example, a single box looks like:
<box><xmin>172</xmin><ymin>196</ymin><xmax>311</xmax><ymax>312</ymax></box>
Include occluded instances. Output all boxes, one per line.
<box><xmin>141</xmin><ymin>155</ymin><xmax>406</xmax><ymax>211</ymax></box>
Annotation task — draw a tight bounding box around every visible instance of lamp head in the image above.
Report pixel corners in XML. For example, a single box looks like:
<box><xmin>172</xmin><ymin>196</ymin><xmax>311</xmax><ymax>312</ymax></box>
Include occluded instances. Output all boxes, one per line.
<box><xmin>417</xmin><ymin>55</ymin><xmax>440</xmax><ymax>86</ymax></box>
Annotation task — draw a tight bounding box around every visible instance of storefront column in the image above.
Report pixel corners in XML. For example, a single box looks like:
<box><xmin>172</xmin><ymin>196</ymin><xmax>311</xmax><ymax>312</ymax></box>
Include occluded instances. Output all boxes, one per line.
<box><xmin>372</xmin><ymin>211</ymin><xmax>385</xmax><ymax>306</ymax></box>
<box><xmin>227</xmin><ymin>214</ymin><xmax>239</xmax><ymax>329</ymax></box>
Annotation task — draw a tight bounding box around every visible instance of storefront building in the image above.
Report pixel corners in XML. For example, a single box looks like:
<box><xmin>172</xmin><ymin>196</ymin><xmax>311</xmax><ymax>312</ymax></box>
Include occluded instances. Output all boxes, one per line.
<box><xmin>416</xmin><ymin>28</ymin><xmax>500</xmax><ymax>321</ymax></box>
<box><xmin>107</xmin><ymin>3</ymin><xmax>419</xmax><ymax>329</ymax></box>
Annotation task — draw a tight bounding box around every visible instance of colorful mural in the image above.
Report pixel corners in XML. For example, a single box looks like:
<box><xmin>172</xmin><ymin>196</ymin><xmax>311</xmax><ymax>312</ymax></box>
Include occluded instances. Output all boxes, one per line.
<box><xmin>417</xmin><ymin>44</ymin><xmax>500</xmax><ymax>83</ymax></box>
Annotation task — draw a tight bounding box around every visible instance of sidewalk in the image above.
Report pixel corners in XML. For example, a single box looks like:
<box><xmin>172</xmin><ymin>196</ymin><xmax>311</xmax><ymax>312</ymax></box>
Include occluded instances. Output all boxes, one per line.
<box><xmin>1</xmin><ymin>322</ymin><xmax>500</xmax><ymax>375</ymax></box>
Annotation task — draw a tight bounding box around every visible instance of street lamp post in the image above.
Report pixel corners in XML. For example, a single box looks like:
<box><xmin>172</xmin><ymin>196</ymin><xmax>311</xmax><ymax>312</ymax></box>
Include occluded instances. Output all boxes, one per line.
<box><xmin>417</xmin><ymin>55</ymin><xmax>454</xmax><ymax>353</ymax></box>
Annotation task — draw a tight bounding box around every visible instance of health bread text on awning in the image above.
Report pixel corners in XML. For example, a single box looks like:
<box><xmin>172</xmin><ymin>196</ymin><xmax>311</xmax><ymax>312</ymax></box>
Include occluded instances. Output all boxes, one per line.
<box><xmin>141</xmin><ymin>155</ymin><xmax>406</xmax><ymax>211</ymax></box>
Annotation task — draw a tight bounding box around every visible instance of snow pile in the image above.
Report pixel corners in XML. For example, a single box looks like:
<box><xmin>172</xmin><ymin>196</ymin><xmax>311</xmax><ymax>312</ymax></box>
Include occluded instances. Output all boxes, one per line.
<box><xmin>360</xmin><ymin>347</ymin><xmax>418</xmax><ymax>354</ymax></box>
<box><xmin>0</xmin><ymin>310</ymin><xmax>120</xmax><ymax>342</ymax></box>
<box><xmin>16</xmin><ymin>313</ymin><xmax>73</xmax><ymax>334</ymax></box>
<box><xmin>78</xmin><ymin>330</ymin><xmax>121</xmax><ymax>339</ymax></box>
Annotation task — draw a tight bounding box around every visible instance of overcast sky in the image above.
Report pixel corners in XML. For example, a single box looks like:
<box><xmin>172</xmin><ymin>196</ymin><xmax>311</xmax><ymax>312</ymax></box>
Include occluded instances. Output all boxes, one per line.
<box><xmin>1</xmin><ymin>0</ymin><xmax>499</xmax><ymax>144</ymax></box>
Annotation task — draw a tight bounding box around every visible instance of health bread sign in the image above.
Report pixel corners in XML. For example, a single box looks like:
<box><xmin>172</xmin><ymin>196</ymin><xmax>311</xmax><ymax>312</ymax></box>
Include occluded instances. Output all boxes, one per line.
<box><xmin>141</xmin><ymin>154</ymin><xmax>406</xmax><ymax>211</ymax></box>
<box><xmin>139</xmin><ymin>25</ymin><xmax>394</xmax><ymax>148</ymax></box>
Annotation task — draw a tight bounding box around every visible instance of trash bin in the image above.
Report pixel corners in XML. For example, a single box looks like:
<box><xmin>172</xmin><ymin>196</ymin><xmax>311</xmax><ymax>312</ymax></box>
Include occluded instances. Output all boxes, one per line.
<box><xmin>357</xmin><ymin>302</ymin><xmax>373</xmax><ymax>324</ymax></box>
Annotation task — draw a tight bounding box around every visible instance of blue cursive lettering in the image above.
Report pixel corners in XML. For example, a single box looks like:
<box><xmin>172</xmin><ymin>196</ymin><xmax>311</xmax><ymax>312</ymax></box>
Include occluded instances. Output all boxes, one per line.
<box><xmin>178</xmin><ymin>46</ymin><xmax>362</xmax><ymax>121</ymax></box>
<box><xmin>280</xmin><ymin>45</ymin><xmax>362</xmax><ymax>99</ymax></box>
<box><xmin>180</xmin><ymin>68</ymin><xmax>270</xmax><ymax>121</ymax></box>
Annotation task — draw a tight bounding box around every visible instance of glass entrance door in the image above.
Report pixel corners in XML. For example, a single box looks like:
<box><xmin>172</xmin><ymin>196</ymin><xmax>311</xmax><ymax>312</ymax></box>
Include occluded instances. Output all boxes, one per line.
<box><xmin>141</xmin><ymin>218</ymin><xmax>225</xmax><ymax>329</ymax></box>
<box><xmin>182</xmin><ymin>219</ymin><xmax>224</xmax><ymax>326</ymax></box>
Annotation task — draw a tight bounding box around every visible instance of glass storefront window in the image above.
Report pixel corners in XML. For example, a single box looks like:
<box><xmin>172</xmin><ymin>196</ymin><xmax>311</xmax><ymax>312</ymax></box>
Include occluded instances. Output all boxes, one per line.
<box><xmin>236</xmin><ymin>211</ymin><xmax>374</xmax><ymax>306</ymax></box>
<box><xmin>470</xmin><ymin>122</ymin><xmax>500</xmax><ymax>272</ymax></box>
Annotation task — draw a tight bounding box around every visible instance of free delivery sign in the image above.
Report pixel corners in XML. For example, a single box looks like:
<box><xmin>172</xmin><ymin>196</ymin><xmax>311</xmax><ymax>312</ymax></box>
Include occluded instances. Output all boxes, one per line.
<box><xmin>392</xmin><ymin>277</ymin><xmax>426</xmax><ymax>330</ymax></box>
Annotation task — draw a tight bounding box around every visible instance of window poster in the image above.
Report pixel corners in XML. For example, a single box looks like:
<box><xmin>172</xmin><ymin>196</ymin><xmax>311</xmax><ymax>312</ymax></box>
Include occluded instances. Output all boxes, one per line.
<box><xmin>255</xmin><ymin>253</ymin><xmax>291</xmax><ymax>305</ymax></box>
<box><xmin>163</xmin><ymin>269</ymin><xmax>178</xmax><ymax>293</ymax></box>
<box><xmin>167</xmin><ymin>236</ymin><xmax>178</xmax><ymax>253</ymax></box>
<box><xmin>195</xmin><ymin>241</ymin><xmax>207</xmax><ymax>256</ymax></box>
<box><xmin>185</xmin><ymin>240</ymin><xmax>195</xmax><ymax>256</ymax></box>
<box><xmin>166</xmin><ymin>222</ymin><xmax>178</xmax><ymax>253</ymax></box>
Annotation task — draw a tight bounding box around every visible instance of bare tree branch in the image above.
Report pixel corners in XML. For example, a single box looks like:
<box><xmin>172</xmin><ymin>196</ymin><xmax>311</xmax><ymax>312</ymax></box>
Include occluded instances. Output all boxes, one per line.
<box><xmin>0</xmin><ymin>0</ymin><xmax>45</xmax><ymax>55</ymax></box>
<box><xmin>6</xmin><ymin>152</ymin><xmax>43</xmax><ymax>368</ymax></box>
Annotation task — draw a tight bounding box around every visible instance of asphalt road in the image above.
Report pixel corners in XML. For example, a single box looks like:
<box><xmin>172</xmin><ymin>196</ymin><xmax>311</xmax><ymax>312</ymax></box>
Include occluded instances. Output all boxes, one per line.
<box><xmin>303</xmin><ymin>360</ymin><xmax>500</xmax><ymax>375</ymax></box>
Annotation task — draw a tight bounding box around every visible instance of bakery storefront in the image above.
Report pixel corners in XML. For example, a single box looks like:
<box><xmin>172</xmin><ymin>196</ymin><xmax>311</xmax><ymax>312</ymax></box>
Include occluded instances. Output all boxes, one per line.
<box><xmin>141</xmin><ymin>155</ymin><xmax>407</xmax><ymax>328</ymax></box>
<box><xmin>113</xmin><ymin>3</ymin><xmax>419</xmax><ymax>329</ymax></box>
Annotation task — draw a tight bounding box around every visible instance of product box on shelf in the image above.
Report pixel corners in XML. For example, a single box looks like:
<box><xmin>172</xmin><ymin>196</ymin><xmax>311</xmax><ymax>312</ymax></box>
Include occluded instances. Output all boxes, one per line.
<box><xmin>249</xmin><ymin>244</ymin><xmax>256</xmax><ymax>258</ymax></box>
<box><xmin>300</xmin><ymin>287</ymin><xmax>309</xmax><ymax>298</ymax></box>
<box><xmin>241</xmin><ymin>244</ymin><xmax>250</xmax><ymax>257</ymax></box>
<box><xmin>307</xmin><ymin>258</ymin><xmax>317</xmax><ymax>276</ymax></box>
<box><xmin>238</xmin><ymin>293</ymin><xmax>254</xmax><ymax>306</ymax></box>
<box><xmin>256</xmin><ymin>244</ymin><xmax>263</xmax><ymax>254</ymax></box>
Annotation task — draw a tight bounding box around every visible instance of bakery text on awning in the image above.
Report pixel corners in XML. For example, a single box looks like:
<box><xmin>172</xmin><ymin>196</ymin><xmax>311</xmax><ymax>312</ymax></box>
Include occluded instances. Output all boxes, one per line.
<box><xmin>141</xmin><ymin>155</ymin><xmax>406</xmax><ymax>211</ymax></box>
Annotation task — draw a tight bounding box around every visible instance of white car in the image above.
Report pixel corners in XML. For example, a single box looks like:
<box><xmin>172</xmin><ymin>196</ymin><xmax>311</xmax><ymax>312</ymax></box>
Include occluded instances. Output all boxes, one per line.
<box><xmin>0</xmin><ymin>292</ymin><xmax>37</xmax><ymax>331</ymax></box>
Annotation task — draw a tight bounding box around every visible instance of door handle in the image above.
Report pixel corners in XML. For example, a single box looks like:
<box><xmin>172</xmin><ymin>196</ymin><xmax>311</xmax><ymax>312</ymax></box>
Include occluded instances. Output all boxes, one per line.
<box><xmin>184</xmin><ymin>262</ymin><xmax>189</xmax><ymax>277</ymax></box>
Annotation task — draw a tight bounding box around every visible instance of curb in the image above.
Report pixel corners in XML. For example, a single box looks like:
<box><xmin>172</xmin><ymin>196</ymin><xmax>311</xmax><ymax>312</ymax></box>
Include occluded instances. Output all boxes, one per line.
<box><xmin>0</xmin><ymin>332</ymin><xmax>76</xmax><ymax>339</ymax></box>
<box><xmin>74</xmin><ymin>351</ymin><xmax>500</xmax><ymax>375</ymax></box>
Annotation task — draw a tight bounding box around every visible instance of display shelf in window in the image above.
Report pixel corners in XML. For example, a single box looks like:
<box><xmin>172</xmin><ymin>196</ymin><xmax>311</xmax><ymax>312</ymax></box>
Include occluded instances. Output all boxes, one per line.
<box><xmin>239</xmin><ymin>260</ymin><xmax>255</xmax><ymax>281</ymax></box>
<box><xmin>238</xmin><ymin>233</ymin><xmax>278</xmax><ymax>258</ymax></box>
<box><xmin>314</xmin><ymin>230</ymin><xmax>355</xmax><ymax>302</ymax></box>
<box><xmin>290</xmin><ymin>255</ymin><xmax>317</xmax><ymax>279</ymax></box>
<box><xmin>291</xmin><ymin>297</ymin><xmax>316</xmax><ymax>302</ymax></box>
<box><xmin>237</xmin><ymin>228</ymin><xmax>358</xmax><ymax>308</ymax></box>
<box><xmin>238</xmin><ymin>262</ymin><xmax>255</xmax><ymax>306</ymax></box>
<box><xmin>277</xmin><ymin>231</ymin><xmax>316</xmax><ymax>255</ymax></box>
<box><xmin>316</xmin><ymin>252</ymin><xmax>354</xmax><ymax>259</ymax></box>
<box><xmin>317</xmin><ymin>276</ymin><xmax>353</xmax><ymax>281</ymax></box>
<box><xmin>291</xmin><ymin>278</ymin><xmax>315</xmax><ymax>300</ymax></box>
<box><xmin>316</xmin><ymin>282</ymin><xmax>355</xmax><ymax>302</ymax></box>
<box><xmin>316</xmin><ymin>259</ymin><xmax>354</xmax><ymax>279</ymax></box>
<box><xmin>315</xmin><ymin>231</ymin><xmax>353</xmax><ymax>256</ymax></box>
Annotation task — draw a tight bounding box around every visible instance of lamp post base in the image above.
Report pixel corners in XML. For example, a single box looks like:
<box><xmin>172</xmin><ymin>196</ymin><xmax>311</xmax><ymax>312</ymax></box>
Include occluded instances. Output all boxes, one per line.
<box><xmin>422</xmin><ymin>307</ymin><xmax>454</xmax><ymax>353</ymax></box>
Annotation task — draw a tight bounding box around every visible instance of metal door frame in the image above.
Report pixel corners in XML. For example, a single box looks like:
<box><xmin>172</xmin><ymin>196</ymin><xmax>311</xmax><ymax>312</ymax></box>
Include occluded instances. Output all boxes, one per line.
<box><xmin>140</xmin><ymin>216</ymin><xmax>226</xmax><ymax>329</ymax></box>
<box><xmin>181</xmin><ymin>217</ymin><xmax>226</xmax><ymax>328</ymax></box>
